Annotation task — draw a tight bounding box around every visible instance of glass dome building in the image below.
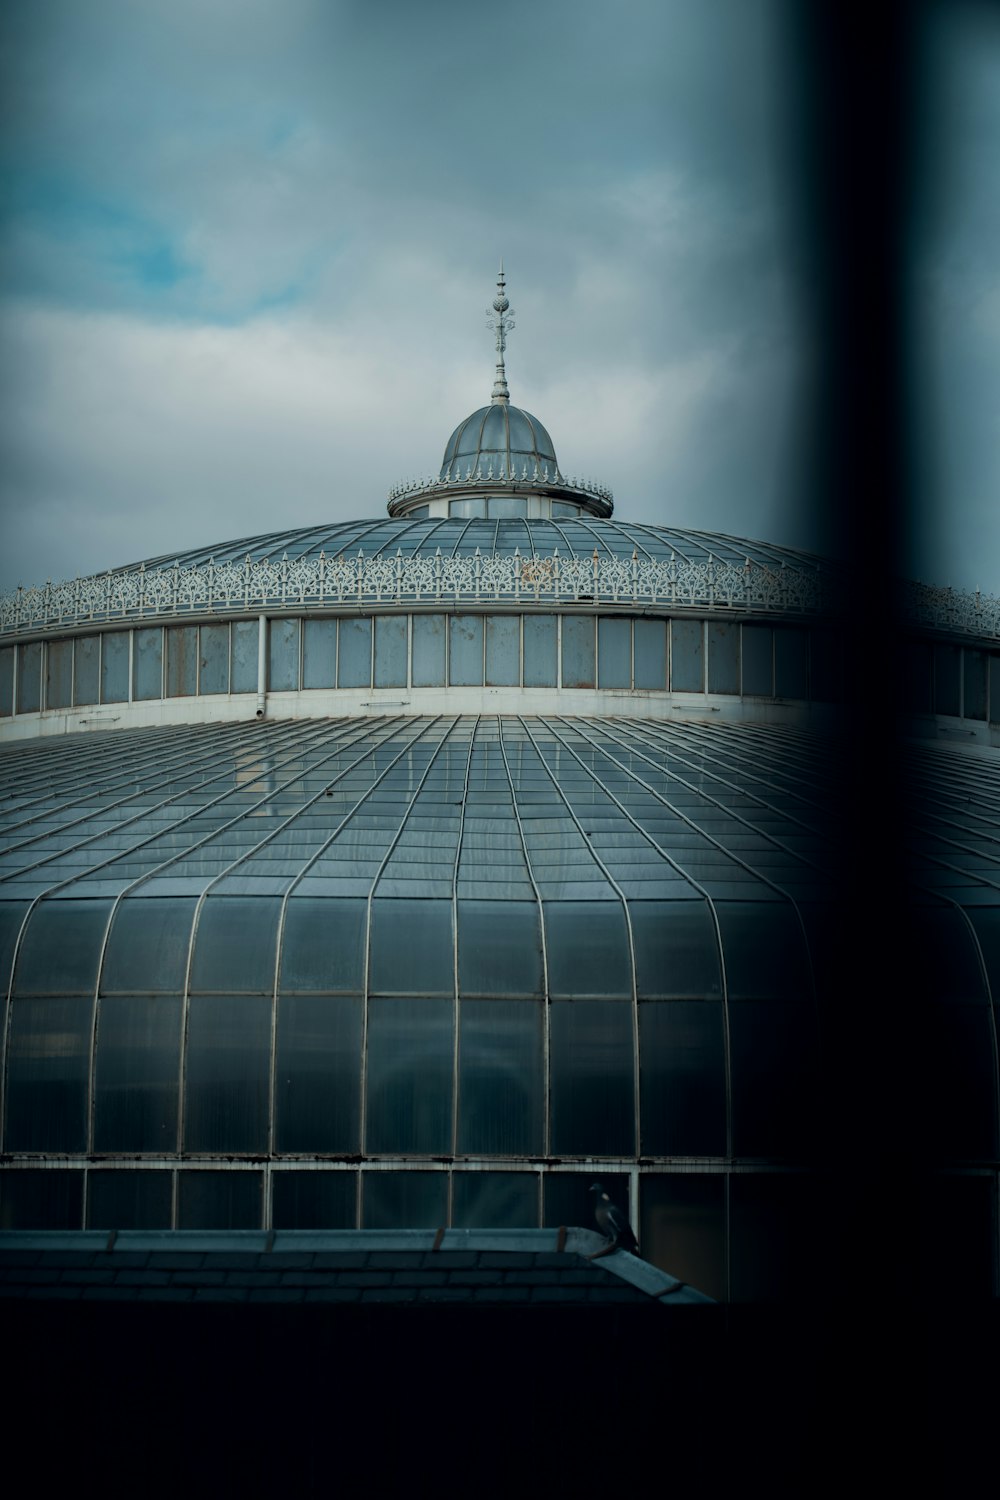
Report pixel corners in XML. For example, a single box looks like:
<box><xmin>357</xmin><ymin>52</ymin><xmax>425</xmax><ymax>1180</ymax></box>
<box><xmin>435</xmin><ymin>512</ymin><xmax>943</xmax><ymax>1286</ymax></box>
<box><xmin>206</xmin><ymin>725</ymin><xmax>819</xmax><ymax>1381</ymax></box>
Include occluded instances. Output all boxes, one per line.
<box><xmin>1</xmin><ymin>274</ymin><xmax>997</xmax><ymax>1302</ymax></box>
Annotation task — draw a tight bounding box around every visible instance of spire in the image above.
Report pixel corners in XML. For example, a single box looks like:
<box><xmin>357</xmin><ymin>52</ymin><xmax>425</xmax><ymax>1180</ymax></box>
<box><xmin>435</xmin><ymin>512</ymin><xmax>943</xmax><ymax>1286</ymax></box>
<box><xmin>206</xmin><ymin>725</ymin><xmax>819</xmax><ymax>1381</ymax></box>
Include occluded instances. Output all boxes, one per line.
<box><xmin>487</xmin><ymin>261</ymin><xmax>514</xmax><ymax>403</ymax></box>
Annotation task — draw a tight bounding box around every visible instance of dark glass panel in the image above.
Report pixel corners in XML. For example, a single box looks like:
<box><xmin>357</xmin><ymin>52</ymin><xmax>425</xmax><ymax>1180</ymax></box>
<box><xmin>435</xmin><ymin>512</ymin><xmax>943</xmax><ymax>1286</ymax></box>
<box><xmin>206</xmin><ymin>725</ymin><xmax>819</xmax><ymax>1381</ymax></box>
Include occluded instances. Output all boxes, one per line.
<box><xmin>189</xmin><ymin>897</ymin><xmax>282</xmax><ymax>994</ymax></box>
<box><xmin>903</xmin><ymin>639</ymin><xmax>933</xmax><ymax>714</ymax></box>
<box><xmin>452</xmin><ymin>1172</ymin><xmax>538</xmax><ymax>1228</ymax></box>
<box><xmin>458</xmin><ymin>1001</ymin><xmax>544</xmax><ymax>1155</ymax></box>
<box><xmin>272</xmin><ymin>1171</ymin><xmax>357</xmax><ymax>1229</ymax></box>
<box><xmin>670</xmin><ymin>620</ymin><xmax>703</xmax><ymax>692</ymax></box>
<box><xmin>729</xmin><ymin>1002</ymin><xmax>819</xmax><ymax>1159</ymax></box>
<box><xmin>0</xmin><ymin>645</ymin><xmax>13</xmax><ymax>715</ymax></box>
<box><xmin>715</xmin><ymin>902</ymin><xmax>811</xmax><ymax>999</ymax></box>
<box><xmin>74</xmin><ymin>634</ymin><xmax>100</xmax><ymax>706</ymax></box>
<box><xmin>924</xmin><ymin>1004</ymin><xmax>998</xmax><ymax>1162</ymax></box>
<box><xmin>184</xmin><ymin>995</ymin><xmax>271</xmax><ymax>1153</ymax></box>
<box><xmin>450</xmin><ymin>615</ymin><xmax>484</xmax><ymax>686</ymax></box>
<box><xmin>774</xmin><ymin>628</ymin><xmax>808</xmax><ymax>699</ymax></box>
<box><xmin>964</xmin><ymin>649</ymin><xmax>988</xmax><ymax>720</ymax></box>
<box><xmin>275</xmin><ymin>996</ymin><xmax>362</xmax><ymax>1152</ymax></box>
<box><xmin>132</xmin><ymin>628</ymin><xmax>163</xmax><ymax>701</ymax></box>
<box><xmin>93</xmin><ymin>995</ymin><xmax>182</xmax><ymax>1152</ymax></box>
<box><xmin>268</xmin><ymin>618</ymin><xmax>300</xmax><ymax>693</ymax></box>
<box><xmin>966</xmin><ymin>907</ymin><xmax>1000</xmax><ymax>1001</ymax></box>
<box><xmin>102</xmin><ymin>897</ymin><xmax>197</xmax><ymax>994</ymax></box>
<box><xmin>0</xmin><ymin>1170</ymin><xmax>83</xmax><ymax>1230</ymax></box>
<box><xmin>991</xmin><ymin>655</ymin><xmax>1000</xmax><ymax>724</ymax></box>
<box><xmin>523</xmin><ymin>615</ymin><xmax>557</xmax><ymax>687</ymax></box>
<box><xmin>543</xmin><ymin>1171</ymin><xmax>630</xmax><ymax>1232</ymax></box>
<box><xmin>280</xmin><ymin>897</ymin><xmax>367</xmax><ymax>993</ymax></box>
<box><xmin>177</xmin><ymin>1170</ymin><xmax>262</xmax><ymax>1229</ymax></box>
<box><xmin>933</xmin><ymin>642</ymin><xmax>961</xmax><ymax>716</ymax></box>
<box><xmin>810</xmin><ymin>628</ymin><xmax>842</xmax><ymax>703</ymax></box>
<box><xmin>707</xmin><ymin>621</ymin><xmax>739</xmax><ymax>694</ymax></box>
<box><xmin>231</xmin><ymin>619</ymin><xmax>258</xmax><ymax>694</ymax></box>
<box><xmin>369</xmin><ymin>899</ymin><xmax>454</xmax><ymax>995</ymax></box>
<box><xmin>199</xmin><ymin>623</ymin><xmax>230</xmax><ymax>695</ymax></box>
<box><xmin>729</xmin><ymin>1173</ymin><xmax>821</xmax><ymax>1301</ymax></box>
<box><xmin>639</xmin><ymin>1174</ymin><xmax>726</xmax><ymax>1301</ymax></box>
<box><xmin>5</xmin><ymin>997</ymin><xmax>91</xmax><ymax>1151</ymax></box>
<box><xmin>302</xmin><ymin>618</ymin><xmax>337</xmax><ymax>689</ymax></box>
<box><xmin>14</xmin><ymin>899</ymin><xmax>112</xmax><ymax>995</ymax></box>
<box><xmin>87</xmin><ymin>1171</ymin><xmax>173</xmax><ymax>1229</ymax></box>
<box><xmin>338</xmin><ymin>616</ymin><xmax>372</xmax><ymax>687</ymax></box>
<box><xmin>562</xmin><ymin>615</ymin><xmax>596</xmax><ymax>688</ymax></box>
<box><xmin>634</xmin><ymin>618</ymin><xmax>667</xmax><ymax>690</ymax></box>
<box><xmin>47</xmin><ymin>638</ymin><xmax>74</xmax><ymax>708</ymax></box>
<box><xmin>741</xmin><ymin>624</ymin><xmax>773</xmax><ymax>695</ymax></box>
<box><xmin>362</xmin><ymin>1171</ymin><xmax>448</xmax><ymax>1229</ymax></box>
<box><xmin>550</xmin><ymin>1001</ymin><xmax>634</xmax><ymax>1155</ymax></box>
<box><xmin>485</xmin><ymin>614</ymin><xmax>519</xmax><ymax>685</ymax></box>
<box><xmin>909</xmin><ymin>907</ymin><xmax>987</xmax><ymax>1003</ymax></box>
<box><xmin>629</xmin><ymin>900</ymin><xmax>722</xmax><ymax>998</ymax></box>
<box><xmin>544</xmin><ymin>901</ymin><xmax>631</xmax><ymax>998</ymax></box>
<box><xmin>0</xmin><ymin>902</ymin><xmax>29</xmax><ymax>996</ymax></box>
<box><xmin>597</xmin><ymin>617</ymin><xmax>630</xmax><ymax>688</ymax></box>
<box><xmin>457</xmin><ymin>900</ymin><xmax>543</xmax><ymax>996</ymax></box>
<box><xmin>166</xmin><ymin>625</ymin><xmax>198</xmax><ymax>698</ymax></box>
<box><xmin>639</xmin><ymin>1001</ymin><xmax>726</xmax><ymax>1155</ymax></box>
<box><xmin>917</xmin><ymin>1175</ymin><xmax>996</xmax><ymax>1298</ymax></box>
<box><xmin>374</xmin><ymin>614</ymin><xmax>407</xmax><ymax>688</ymax></box>
<box><xmin>365</xmin><ymin>998</ymin><xmax>453</xmax><ymax>1154</ymax></box>
<box><xmin>412</xmin><ymin>614</ymin><xmax>446</xmax><ymax>686</ymax></box>
<box><xmin>17</xmin><ymin>640</ymin><xmax>42</xmax><ymax>712</ymax></box>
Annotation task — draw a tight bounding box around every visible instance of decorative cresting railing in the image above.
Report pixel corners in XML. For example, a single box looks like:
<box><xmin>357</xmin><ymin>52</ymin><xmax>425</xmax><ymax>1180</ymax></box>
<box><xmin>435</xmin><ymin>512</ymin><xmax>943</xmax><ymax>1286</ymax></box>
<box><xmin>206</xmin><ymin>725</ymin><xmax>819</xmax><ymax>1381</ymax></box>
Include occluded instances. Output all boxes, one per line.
<box><xmin>903</xmin><ymin>580</ymin><xmax>1000</xmax><ymax>642</ymax></box>
<box><xmin>0</xmin><ymin>550</ymin><xmax>839</xmax><ymax>636</ymax></box>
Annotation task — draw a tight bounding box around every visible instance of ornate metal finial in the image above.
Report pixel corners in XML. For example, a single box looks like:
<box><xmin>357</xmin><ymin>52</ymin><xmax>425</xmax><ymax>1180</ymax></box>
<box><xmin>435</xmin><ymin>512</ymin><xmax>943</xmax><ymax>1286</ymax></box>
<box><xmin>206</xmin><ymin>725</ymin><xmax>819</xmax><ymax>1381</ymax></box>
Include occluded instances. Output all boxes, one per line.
<box><xmin>487</xmin><ymin>262</ymin><xmax>514</xmax><ymax>403</ymax></box>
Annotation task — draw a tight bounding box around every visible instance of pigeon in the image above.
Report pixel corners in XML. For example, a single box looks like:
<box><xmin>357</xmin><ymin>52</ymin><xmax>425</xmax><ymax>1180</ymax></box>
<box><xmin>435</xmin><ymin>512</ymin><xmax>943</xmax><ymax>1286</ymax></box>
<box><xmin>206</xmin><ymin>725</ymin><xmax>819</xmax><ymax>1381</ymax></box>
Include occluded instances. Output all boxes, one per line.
<box><xmin>589</xmin><ymin>1181</ymin><xmax>638</xmax><ymax>1254</ymax></box>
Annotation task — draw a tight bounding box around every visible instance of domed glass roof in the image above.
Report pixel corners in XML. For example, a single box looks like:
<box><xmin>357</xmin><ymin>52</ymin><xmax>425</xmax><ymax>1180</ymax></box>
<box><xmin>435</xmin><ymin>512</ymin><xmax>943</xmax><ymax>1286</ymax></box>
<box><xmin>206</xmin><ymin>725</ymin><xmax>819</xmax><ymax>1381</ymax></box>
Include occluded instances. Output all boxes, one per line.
<box><xmin>439</xmin><ymin>404</ymin><xmax>559</xmax><ymax>483</ymax></box>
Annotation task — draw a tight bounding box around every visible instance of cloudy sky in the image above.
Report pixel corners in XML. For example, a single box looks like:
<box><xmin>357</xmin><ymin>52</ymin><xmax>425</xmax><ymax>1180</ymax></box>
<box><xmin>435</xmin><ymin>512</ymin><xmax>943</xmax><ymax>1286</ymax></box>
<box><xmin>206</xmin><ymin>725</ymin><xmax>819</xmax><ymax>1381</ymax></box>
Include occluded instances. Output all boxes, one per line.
<box><xmin>1</xmin><ymin>0</ymin><xmax>997</xmax><ymax>594</ymax></box>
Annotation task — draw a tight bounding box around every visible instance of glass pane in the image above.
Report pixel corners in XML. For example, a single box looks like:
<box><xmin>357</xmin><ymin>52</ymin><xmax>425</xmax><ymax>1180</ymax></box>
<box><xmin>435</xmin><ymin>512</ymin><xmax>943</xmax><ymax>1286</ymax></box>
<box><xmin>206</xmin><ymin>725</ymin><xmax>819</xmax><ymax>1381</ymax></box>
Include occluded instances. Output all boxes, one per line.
<box><xmin>715</xmin><ymin>902</ymin><xmax>811</xmax><ymax>999</ymax></box>
<box><xmin>74</xmin><ymin>634</ymin><xmax>100</xmax><ymax>706</ymax></box>
<box><xmin>338</xmin><ymin>616</ymin><xmax>372</xmax><ymax>687</ymax></box>
<box><xmin>0</xmin><ymin>902</ymin><xmax>29</xmax><ymax>995</ymax></box>
<box><xmin>199</xmin><ymin>623</ymin><xmax>230</xmax><ymax>695</ymax></box>
<box><xmin>543</xmin><ymin>1171</ymin><xmax>630</xmax><ymax>1232</ymax></box>
<box><xmin>275</xmin><ymin>996</ymin><xmax>362</xmax><ymax>1151</ymax></box>
<box><xmin>966</xmin><ymin>907</ymin><xmax>1000</xmax><ymax>999</ymax></box>
<box><xmin>0</xmin><ymin>645</ymin><xmax>13</xmax><ymax>715</ymax></box>
<box><xmin>630</xmin><ymin>900</ymin><xmax>722</xmax><ymax>998</ymax></box>
<box><xmin>774</xmin><ymin>628</ymin><xmax>808</xmax><ymax>698</ymax></box>
<box><xmin>5</xmin><ymin>997</ymin><xmax>92</xmax><ymax>1150</ymax></box>
<box><xmin>707</xmin><ymin>621</ymin><xmax>739</xmax><ymax>694</ymax></box>
<box><xmin>810</xmin><ymin>628</ymin><xmax>842</xmax><ymax>703</ymax></box>
<box><xmin>189</xmin><ymin>897</ymin><xmax>282</xmax><ymax>994</ymax></box>
<box><xmin>93</xmin><ymin>995</ymin><xmax>182</xmax><ymax>1151</ymax></box>
<box><xmin>544</xmin><ymin>901</ymin><xmax>632</xmax><ymax>998</ymax></box>
<box><xmin>729</xmin><ymin>1173</ymin><xmax>820</xmax><ymax>1301</ymax></box>
<box><xmin>14</xmin><ymin>899</ymin><xmax>112</xmax><ymax>995</ymax></box>
<box><xmin>933</xmin><ymin>642</ymin><xmax>960</xmax><ymax>716</ymax></box>
<box><xmin>729</xmin><ymin>1002</ymin><xmax>819</xmax><ymax>1159</ymax></box>
<box><xmin>87</xmin><ymin>1171</ymin><xmax>173</xmax><ymax>1229</ymax></box>
<box><xmin>365</xmin><ymin>998</ymin><xmax>453</xmax><ymax>1154</ymax></box>
<box><xmin>449</xmin><ymin>615</ymin><xmax>483</xmax><ymax>686</ymax></box>
<box><xmin>742</xmin><ymin>624</ymin><xmax>772</xmax><ymax>694</ymax></box>
<box><xmin>280</xmin><ymin>898</ymin><xmax>368</xmax><ymax>992</ymax></box>
<box><xmin>268</xmin><ymin>618</ymin><xmax>300</xmax><ymax>692</ymax></box>
<box><xmin>231</xmin><ymin>619</ymin><xmax>258</xmax><ymax>693</ymax></box>
<box><xmin>412</xmin><ymin>614</ymin><xmax>446</xmax><ymax>686</ymax></box>
<box><xmin>487</xmin><ymin>496</ymin><xmax>528</xmax><ymax>518</ymax></box>
<box><xmin>374</xmin><ymin>615</ymin><xmax>407</xmax><ymax>688</ymax></box>
<box><xmin>47</xmin><ymin>638</ymin><xmax>74</xmax><ymax>708</ymax></box>
<box><xmin>485</xmin><ymin>614</ymin><xmax>519</xmax><ymax>685</ymax></box>
<box><xmin>458</xmin><ymin>1001</ymin><xmax>544</xmax><ymax>1154</ymax></box>
<box><xmin>101</xmin><ymin>634</ymin><xmax>129</xmax><ymax>703</ymax></box>
<box><xmin>908</xmin><ymin>907</ymin><xmax>987</xmax><ymax>1003</ymax></box>
<box><xmin>634</xmin><ymin>619</ymin><xmax>666</xmax><ymax>690</ymax></box>
<box><xmin>166</xmin><ymin>625</ymin><xmax>197</xmax><ymax>697</ymax></box>
<box><xmin>639</xmin><ymin>1001</ymin><xmax>726</xmax><ymax>1155</ymax></box>
<box><xmin>184</xmin><ymin>995</ymin><xmax>272</xmax><ymax>1153</ymax></box>
<box><xmin>17</xmin><ymin>641</ymin><xmax>42</xmax><ymax>712</ymax></box>
<box><xmin>362</xmin><ymin>1171</ymin><xmax>448</xmax><ymax>1228</ymax></box>
<box><xmin>302</xmin><ymin>619</ymin><xmax>337</xmax><ymax>689</ymax></box>
<box><xmin>132</xmin><ymin>628</ymin><xmax>163</xmax><ymax>700</ymax></box>
<box><xmin>452</xmin><ymin>1172</ymin><xmax>538</xmax><ymax>1228</ymax></box>
<box><xmin>369</xmin><ymin>899</ymin><xmax>454</xmax><ymax>995</ymax></box>
<box><xmin>523</xmin><ymin>614</ymin><xmax>557</xmax><ymax>687</ymax></box>
<box><xmin>598</xmin><ymin>617</ymin><xmax>630</xmax><ymax>688</ymax></box>
<box><xmin>457</xmin><ymin>900</ymin><xmax>543</xmax><ymax>996</ymax></box>
<box><xmin>177</xmin><ymin>1171</ymin><xmax>262</xmax><ymax>1229</ymax></box>
<box><xmin>449</xmin><ymin>497</ymin><xmax>486</xmax><ymax>518</ymax></box>
<box><xmin>991</xmin><ymin>656</ymin><xmax>1000</xmax><ymax>723</ymax></box>
<box><xmin>272</xmin><ymin>1171</ymin><xmax>357</xmax><ymax>1229</ymax></box>
<box><xmin>550</xmin><ymin>1001</ymin><xmax>634</xmax><ymax>1154</ymax></box>
<box><xmin>964</xmin><ymin>649</ymin><xmax>987</xmax><ymax>720</ymax></box>
<box><xmin>640</xmin><ymin>1174</ymin><xmax>725</xmax><ymax>1300</ymax></box>
<box><xmin>102</xmin><ymin>897</ymin><xmax>197</xmax><ymax>993</ymax></box>
<box><xmin>0</xmin><ymin>1170</ymin><xmax>83</xmax><ymax>1229</ymax></box>
<box><xmin>670</xmin><ymin>620</ymin><xmax>703</xmax><ymax>692</ymax></box>
<box><xmin>562</xmin><ymin>615</ymin><xmax>595</xmax><ymax>688</ymax></box>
